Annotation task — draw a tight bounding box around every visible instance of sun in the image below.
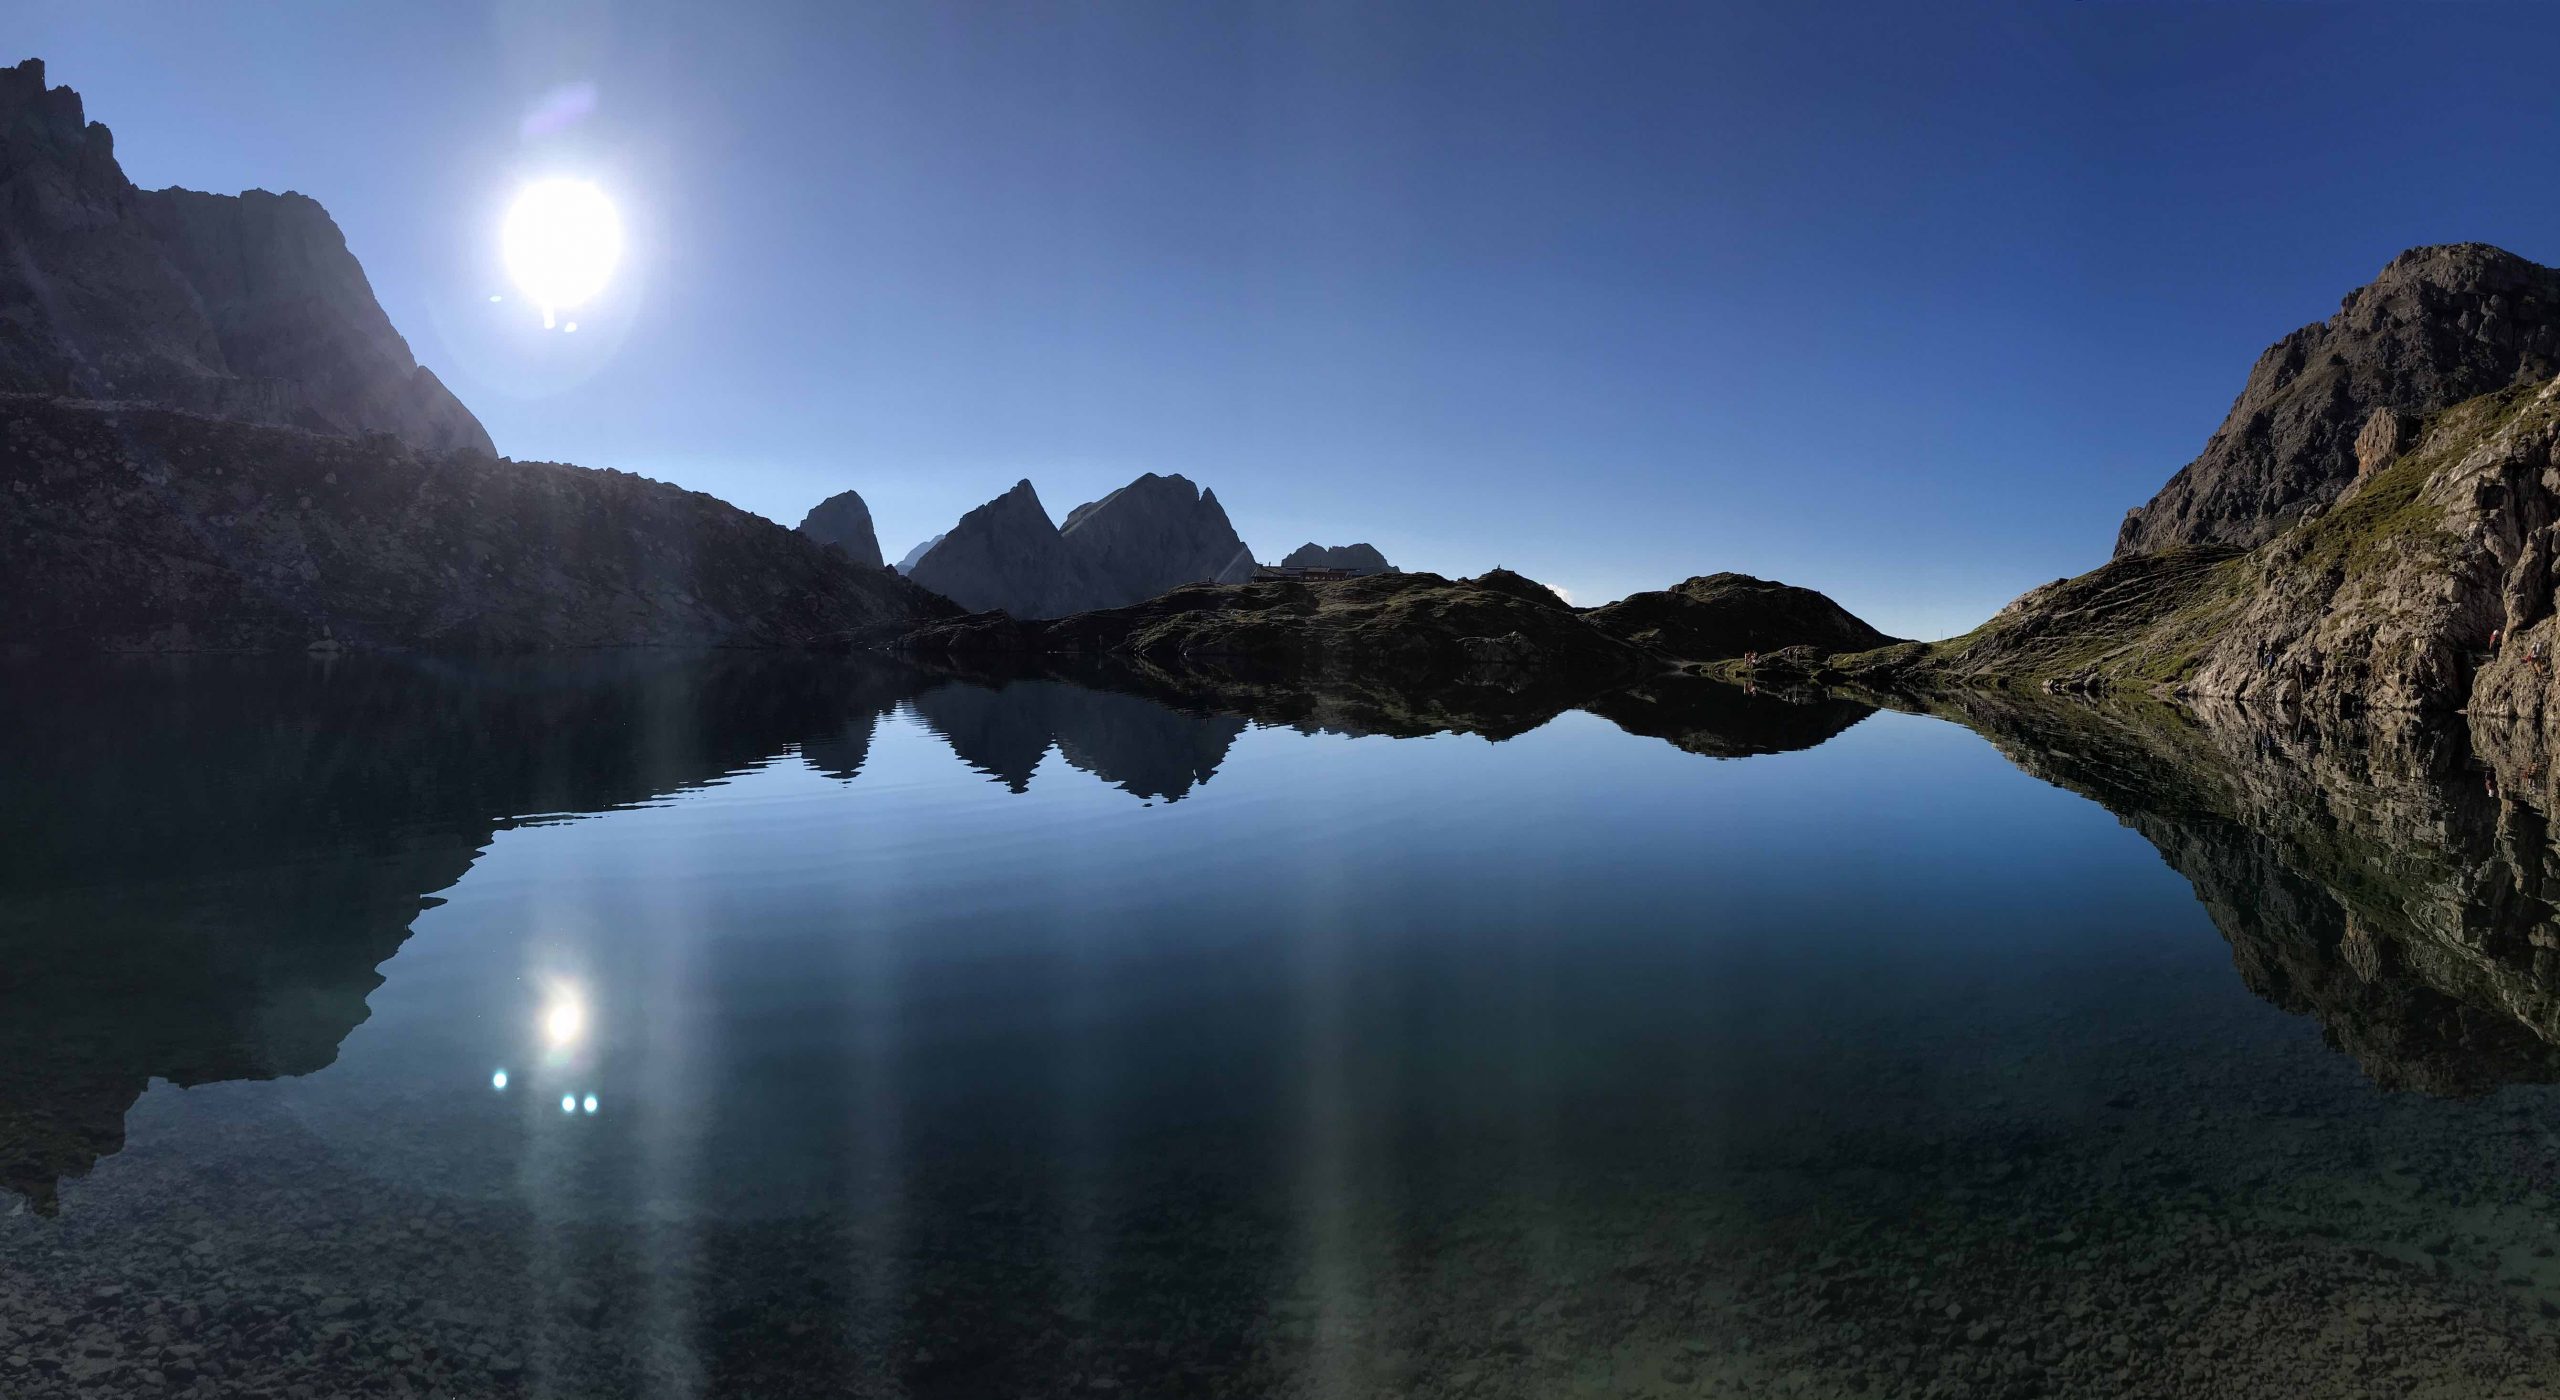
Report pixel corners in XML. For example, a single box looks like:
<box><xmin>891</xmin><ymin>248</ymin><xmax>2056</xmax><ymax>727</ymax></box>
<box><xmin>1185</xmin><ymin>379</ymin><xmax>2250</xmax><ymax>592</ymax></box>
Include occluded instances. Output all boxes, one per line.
<box><xmin>502</xmin><ymin>178</ymin><xmax>622</xmax><ymax>328</ymax></box>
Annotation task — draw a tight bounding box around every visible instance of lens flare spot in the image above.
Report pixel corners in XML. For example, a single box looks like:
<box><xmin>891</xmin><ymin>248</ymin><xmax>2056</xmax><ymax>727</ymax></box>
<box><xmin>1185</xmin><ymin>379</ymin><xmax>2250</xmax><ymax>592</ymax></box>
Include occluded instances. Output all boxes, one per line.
<box><xmin>582</xmin><ymin>1094</ymin><xmax>599</xmax><ymax>1115</ymax></box>
<box><xmin>560</xmin><ymin>1094</ymin><xmax>577</xmax><ymax>1114</ymax></box>
<box><xmin>491</xmin><ymin>1069</ymin><xmax>509</xmax><ymax>1091</ymax></box>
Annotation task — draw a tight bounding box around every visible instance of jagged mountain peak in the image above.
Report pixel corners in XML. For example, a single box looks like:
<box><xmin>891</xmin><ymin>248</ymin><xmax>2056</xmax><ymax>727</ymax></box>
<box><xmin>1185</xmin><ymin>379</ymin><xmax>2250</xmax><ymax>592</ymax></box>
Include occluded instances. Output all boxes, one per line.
<box><xmin>0</xmin><ymin>56</ymin><xmax>492</xmax><ymax>456</ymax></box>
<box><xmin>2117</xmin><ymin>241</ymin><xmax>2560</xmax><ymax>558</ymax></box>
<box><xmin>795</xmin><ymin>488</ymin><xmax>885</xmax><ymax>569</ymax></box>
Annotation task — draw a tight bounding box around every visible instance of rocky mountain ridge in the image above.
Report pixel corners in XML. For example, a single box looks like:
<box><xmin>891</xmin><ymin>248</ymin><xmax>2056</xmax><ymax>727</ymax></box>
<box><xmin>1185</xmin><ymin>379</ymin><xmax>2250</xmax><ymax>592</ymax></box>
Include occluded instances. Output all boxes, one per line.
<box><xmin>1</xmin><ymin>394</ymin><xmax>956</xmax><ymax>652</ymax></box>
<box><xmin>2118</xmin><ymin>243</ymin><xmax>2560</xmax><ymax>558</ymax></box>
<box><xmin>1279</xmin><ymin>542</ymin><xmax>1393</xmax><ymax>575</ymax></box>
<box><xmin>906</xmin><ymin>472</ymin><xmax>1255</xmax><ymax>619</ymax></box>
<box><xmin>0</xmin><ymin>59</ymin><xmax>490</xmax><ymax>456</ymax></box>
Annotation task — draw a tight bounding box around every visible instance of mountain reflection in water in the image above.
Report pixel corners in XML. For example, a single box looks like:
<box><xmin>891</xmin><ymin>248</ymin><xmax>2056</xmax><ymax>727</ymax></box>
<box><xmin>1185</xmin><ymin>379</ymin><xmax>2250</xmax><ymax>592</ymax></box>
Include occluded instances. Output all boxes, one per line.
<box><xmin>13</xmin><ymin>656</ymin><xmax>2560</xmax><ymax>1397</ymax></box>
<box><xmin>0</xmin><ymin>655</ymin><xmax>1872</xmax><ymax>1213</ymax></box>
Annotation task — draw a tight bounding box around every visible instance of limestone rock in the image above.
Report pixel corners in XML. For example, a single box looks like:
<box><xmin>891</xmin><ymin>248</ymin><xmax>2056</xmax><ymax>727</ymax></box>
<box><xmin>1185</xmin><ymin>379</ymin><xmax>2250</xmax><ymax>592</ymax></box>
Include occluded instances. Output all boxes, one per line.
<box><xmin>2118</xmin><ymin>243</ymin><xmax>2560</xmax><ymax>558</ymax></box>
<box><xmin>907</xmin><ymin>473</ymin><xmax>1259</xmax><ymax>618</ymax></box>
<box><xmin>795</xmin><ymin>488</ymin><xmax>885</xmax><ymax>569</ymax></box>
<box><xmin>0</xmin><ymin>59</ymin><xmax>491</xmax><ymax>456</ymax></box>
<box><xmin>907</xmin><ymin>479</ymin><xmax>1106</xmax><ymax>618</ymax></box>
<box><xmin>1059</xmin><ymin>473</ymin><xmax>1257</xmax><ymax>601</ymax></box>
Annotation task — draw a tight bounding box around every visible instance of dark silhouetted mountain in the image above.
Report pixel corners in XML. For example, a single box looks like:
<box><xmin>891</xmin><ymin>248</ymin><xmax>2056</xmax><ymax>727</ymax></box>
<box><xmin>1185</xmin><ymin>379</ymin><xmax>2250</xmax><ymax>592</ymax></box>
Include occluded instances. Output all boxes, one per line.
<box><xmin>1279</xmin><ymin>543</ymin><xmax>1392</xmax><ymax>575</ymax></box>
<box><xmin>907</xmin><ymin>479</ymin><xmax>1107</xmax><ymax>620</ymax></box>
<box><xmin>796</xmin><ymin>488</ymin><xmax>885</xmax><ymax>569</ymax></box>
<box><xmin>908</xmin><ymin>473</ymin><xmax>1259</xmax><ymax>618</ymax></box>
<box><xmin>0</xmin><ymin>394</ymin><xmax>959</xmax><ymax>651</ymax></box>
<box><xmin>1062</xmin><ymin>472</ymin><xmax>1259</xmax><ymax>595</ymax></box>
<box><xmin>906</xmin><ymin>568</ymin><xmax>1659</xmax><ymax>698</ymax></box>
<box><xmin>1588</xmin><ymin>573</ymin><xmax>1897</xmax><ymax>660</ymax></box>
<box><xmin>2118</xmin><ymin>244</ymin><xmax>2560</xmax><ymax>557</ymax></box>
<box><xmin>0</xmin><ymin>59</ymin><xmax>490</xmax><ymax>456</ymax></box>
<box><xmin>0</xmin><ymin>63</ymin><xmax>960</xmax><ymax>653</ymax></box>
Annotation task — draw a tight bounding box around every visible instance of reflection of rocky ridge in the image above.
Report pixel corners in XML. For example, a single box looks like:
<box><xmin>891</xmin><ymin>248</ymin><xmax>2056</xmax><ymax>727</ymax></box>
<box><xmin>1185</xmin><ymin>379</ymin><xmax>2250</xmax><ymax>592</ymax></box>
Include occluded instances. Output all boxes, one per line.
<box><xmin>1924</xmin><ymin>690</ymin><xmax>2560</xmax><ymax>1095</ymax></box>
<box><xmin>0</xmin><ymin>655</ymin><xmax>927</xmax><ymax>1212</ymax></box>
<box><xmin>910</xmin><ymin>678</ymin><xmax>1248</xmax><ymax>800</ymax></box>
<box><xmin>0</xmin><ymin>654</ymin><xmax>1876</xmax><ymax>1211</ymax></box>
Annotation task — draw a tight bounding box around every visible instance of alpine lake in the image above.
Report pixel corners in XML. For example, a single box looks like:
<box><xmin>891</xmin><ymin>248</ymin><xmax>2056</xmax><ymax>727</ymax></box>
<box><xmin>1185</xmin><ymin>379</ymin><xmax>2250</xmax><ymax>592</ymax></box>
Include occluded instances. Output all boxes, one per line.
<box><xmin>7</xmin><ymin>654</ymin><xmax>2560</xmax><ymax>1399</ymax></box>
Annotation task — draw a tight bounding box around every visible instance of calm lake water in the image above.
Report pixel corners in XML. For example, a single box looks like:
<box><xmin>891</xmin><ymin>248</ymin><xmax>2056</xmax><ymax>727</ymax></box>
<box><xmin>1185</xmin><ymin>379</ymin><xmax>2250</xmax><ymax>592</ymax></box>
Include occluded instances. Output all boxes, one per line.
<box><xmin>7</xmin><ymin>657</ymin><xmax>2560</xmax><ymax>1399</ymax></box>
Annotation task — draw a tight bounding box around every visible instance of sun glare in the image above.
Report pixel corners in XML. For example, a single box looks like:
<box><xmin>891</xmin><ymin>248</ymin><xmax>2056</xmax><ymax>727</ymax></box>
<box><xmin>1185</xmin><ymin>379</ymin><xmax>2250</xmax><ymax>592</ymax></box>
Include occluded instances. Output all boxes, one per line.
<box><xmin>543</xmin><ymin>993</ymin><xmax>586</xmax><ymax>1047</ymax></box>
<box><xmin>502</xmin><ymin>178</ymin><xmax>622</xmax><ymax>328</ymax></box>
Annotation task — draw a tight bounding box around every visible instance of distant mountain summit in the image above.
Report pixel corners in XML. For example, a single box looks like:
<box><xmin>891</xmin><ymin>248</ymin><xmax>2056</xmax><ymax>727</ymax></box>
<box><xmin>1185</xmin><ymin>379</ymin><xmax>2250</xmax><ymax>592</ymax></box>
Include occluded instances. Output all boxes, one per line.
<box><xmin>1060</xmin><ymin>472</ymin><xmax>1257</xmax><ymax>596</ymax></box>
<box><xmin>795</xmin><ymin>488</ymin><xmax>885</xmax><ymax>568</ymax></box>
<box><xmin>907</xmin><ymin>472</ymin><xmax>1257</xmax><ymax>618</ymax></box>
<box><xmin>893</xmin><ymin>533</ymin><xmax>946</xmax><ymax>575</ymax></box>
<box><xmin>0</xmin><ymin>58</ymin><xmax>490</xmax><ymax>456</ymax></box>
<box><xmin>909</xmin><ymin>480</ymin><xmax>1104</xmax><ymax>618</ymax></box>
<box><xmin>1280</xmin><ymin>543</ymin><xmax>1392</xmax><ymax>575</ymax></box>
<box><xmin>2118</xmin><ymin>243</ymin><xmax>2560</xmax><ymax>557</ymax></box>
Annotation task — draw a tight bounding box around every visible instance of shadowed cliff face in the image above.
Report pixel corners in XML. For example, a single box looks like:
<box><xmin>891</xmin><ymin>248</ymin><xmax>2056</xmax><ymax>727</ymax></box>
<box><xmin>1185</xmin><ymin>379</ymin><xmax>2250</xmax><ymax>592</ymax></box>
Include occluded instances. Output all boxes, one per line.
<box><xmin>0</xmin><ymin>59</ymin><xmax>490</xmax><ymax>456</ymax></box>
<box><xmin>1929</xmin><ymin>692</ymin><xmax>2560</xmax><ymax>1096</ymax></box>
<box><xmin>0</xmin><ymin>394</ymin><xmax>959</xmax><ymax>652</ymax></box>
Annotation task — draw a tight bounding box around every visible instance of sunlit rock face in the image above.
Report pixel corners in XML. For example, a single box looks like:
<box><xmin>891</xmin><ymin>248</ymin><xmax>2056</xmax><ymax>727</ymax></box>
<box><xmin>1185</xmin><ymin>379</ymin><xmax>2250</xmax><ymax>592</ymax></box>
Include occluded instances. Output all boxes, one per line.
<box><xmin>795</xmin><ymin>488</ymin><xmax>886</xmax><ymax>569</ymax></box>
<box><xmin>2119</xmin><ymin>243</ymin><xmax>2560</xmax><ymax>558</ymax></box>
<box><xmin>0</xmin><ymin>59</ymin><xmax>491</xmax><ymax>456</ymax></box>
<box><xmin>1930</xmin><ymin>691</ymin><xmax>2560</xmax><ymax>1096</ymax></box>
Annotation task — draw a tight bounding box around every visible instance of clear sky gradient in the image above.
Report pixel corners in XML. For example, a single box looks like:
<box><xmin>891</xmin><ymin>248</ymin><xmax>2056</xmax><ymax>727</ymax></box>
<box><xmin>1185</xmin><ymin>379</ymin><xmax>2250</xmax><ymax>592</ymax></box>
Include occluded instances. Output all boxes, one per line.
<box><xmin>22</xmin><ymin>2</ymin><xmax>2560</xmax><ymax>637</ymax></box>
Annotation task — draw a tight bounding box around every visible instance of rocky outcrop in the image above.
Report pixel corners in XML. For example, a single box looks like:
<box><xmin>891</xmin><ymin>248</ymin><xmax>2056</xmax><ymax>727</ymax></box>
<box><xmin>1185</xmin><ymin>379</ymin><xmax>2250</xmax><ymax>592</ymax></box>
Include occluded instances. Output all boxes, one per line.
<box><xmin>0</xmin><ymin>394</ymin><xmax>957</xmax><ymax>651</ymax></box>
<box><xmin>0</xmin><ymin>59</ymin><xmax>491</xmax><ymax>456</ymax></box>
<box><xmin>905</xmin><ymin>567</ymin><xmax>1659</xmax><ymax>693</ymax></box>
<box><xmin>1589</xmin><ymin>572</ymin><xmax>1898</xmax><ymax>660</ymax></box>
<box><xmin>2118</xmin><ymin>243</ymin><xmax>2560</xmax><ymax>558</ymax></box>
<box><xmin>907</xmin><ymin>473</ymin><xmax>1257</xmax><ymax>618</ymax></box>
<box><xmin>795</xmin><ymin>487</ymin><xmax>885</xmax><ymax>568</ymax></box>
<box><xmin>1279</xmin><ymin>542</ymin><xmax>1392</xmax><ymax>575</ymax></box>
<box><xmin>1897</xmin><ymin>374</ymin><xmax>2560</xmax><ymax>716</ymax></box>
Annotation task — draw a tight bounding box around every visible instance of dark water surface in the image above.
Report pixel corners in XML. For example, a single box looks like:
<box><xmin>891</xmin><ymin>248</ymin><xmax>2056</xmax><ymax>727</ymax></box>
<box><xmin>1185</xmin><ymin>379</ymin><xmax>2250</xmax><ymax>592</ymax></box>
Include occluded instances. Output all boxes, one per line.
<box><xmin>7</xmin><ymin>657</ymin><xmax>2560</xmax><ymax>1399</ymax></box>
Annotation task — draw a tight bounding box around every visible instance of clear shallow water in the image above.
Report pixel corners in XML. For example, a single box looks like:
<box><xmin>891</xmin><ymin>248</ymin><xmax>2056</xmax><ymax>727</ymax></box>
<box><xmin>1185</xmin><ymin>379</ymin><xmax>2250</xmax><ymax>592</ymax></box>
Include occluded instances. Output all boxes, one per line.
<box><xmin>7</xmin><ymin>658</ymin><xmax>2560</xmax><ymax>1398</ymax></box>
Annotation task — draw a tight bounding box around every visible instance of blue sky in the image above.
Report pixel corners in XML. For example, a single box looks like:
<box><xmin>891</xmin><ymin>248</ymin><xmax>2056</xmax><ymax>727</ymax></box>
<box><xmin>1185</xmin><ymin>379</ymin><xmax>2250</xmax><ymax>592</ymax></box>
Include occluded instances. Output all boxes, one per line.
<box><xmin>20</xmin><ymin>2</ymin><xmax>2560</xmax><ymax>637</ymax></box>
